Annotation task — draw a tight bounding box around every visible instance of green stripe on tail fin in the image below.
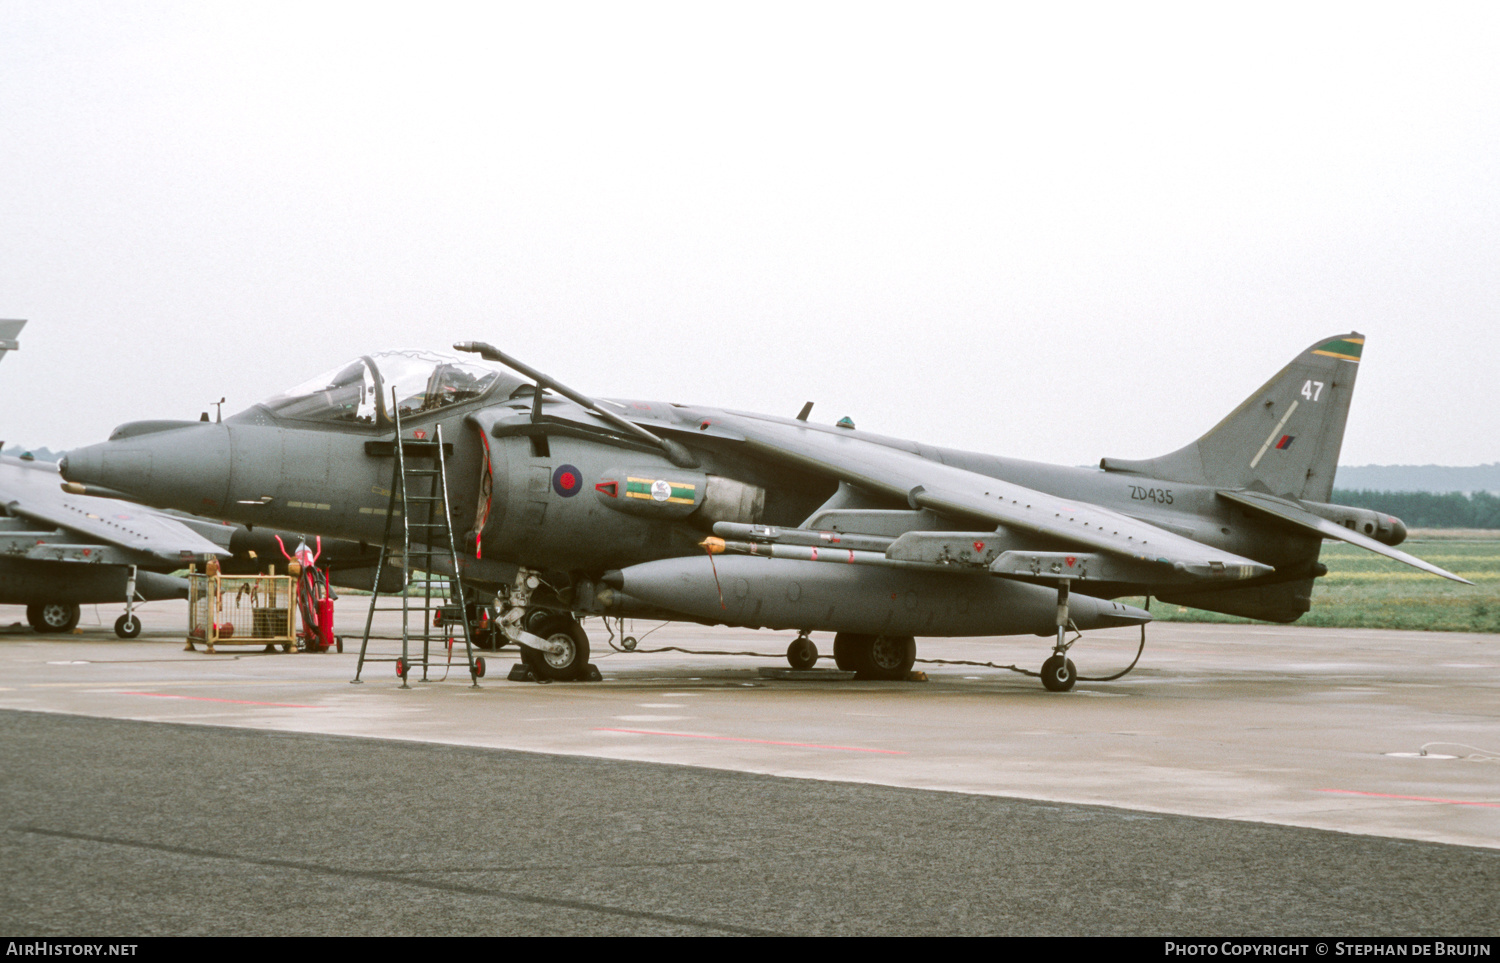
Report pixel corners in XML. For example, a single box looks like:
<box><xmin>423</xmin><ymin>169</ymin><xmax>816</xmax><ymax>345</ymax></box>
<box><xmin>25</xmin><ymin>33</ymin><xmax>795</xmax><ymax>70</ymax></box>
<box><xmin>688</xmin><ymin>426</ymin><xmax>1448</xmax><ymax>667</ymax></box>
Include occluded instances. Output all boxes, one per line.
<box><xmin>1312</xmin><ymin>336</ymin><xmax>1363</xmax><ymax>362</ymax></box>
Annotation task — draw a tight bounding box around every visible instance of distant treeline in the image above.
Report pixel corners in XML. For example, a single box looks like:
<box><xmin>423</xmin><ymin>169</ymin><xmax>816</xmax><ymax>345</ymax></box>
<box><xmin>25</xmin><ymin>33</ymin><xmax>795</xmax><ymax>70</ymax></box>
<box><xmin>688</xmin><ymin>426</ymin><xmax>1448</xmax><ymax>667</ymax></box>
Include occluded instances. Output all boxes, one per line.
<box><xmin>1333</xmin><ymin>464</ymin><xmax>1500</xmax><ymax>493</ymax></box>
<box><xmin>1331</xmin><ymin>489</ymin><xmax>1500</xmax><ymax>529</ymax></box>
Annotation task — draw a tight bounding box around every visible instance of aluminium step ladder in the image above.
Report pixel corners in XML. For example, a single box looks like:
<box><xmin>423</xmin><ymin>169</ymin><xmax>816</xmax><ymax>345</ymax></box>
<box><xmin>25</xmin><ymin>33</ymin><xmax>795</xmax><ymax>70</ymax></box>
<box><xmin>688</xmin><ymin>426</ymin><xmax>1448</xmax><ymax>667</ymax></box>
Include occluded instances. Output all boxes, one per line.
<box><xmin>352</xmin><ymin>401</ymin><xmax>483</xmax><ymax>688</ymax></box>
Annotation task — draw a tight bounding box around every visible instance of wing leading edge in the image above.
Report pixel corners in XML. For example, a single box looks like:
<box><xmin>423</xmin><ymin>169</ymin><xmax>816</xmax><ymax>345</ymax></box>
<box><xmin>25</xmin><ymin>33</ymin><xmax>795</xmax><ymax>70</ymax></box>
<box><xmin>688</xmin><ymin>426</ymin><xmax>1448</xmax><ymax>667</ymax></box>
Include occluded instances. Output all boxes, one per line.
<box><xmin>702</xmin><ymin>412</ymin><xmax>1273</xmax><ymax>583</ymax></box>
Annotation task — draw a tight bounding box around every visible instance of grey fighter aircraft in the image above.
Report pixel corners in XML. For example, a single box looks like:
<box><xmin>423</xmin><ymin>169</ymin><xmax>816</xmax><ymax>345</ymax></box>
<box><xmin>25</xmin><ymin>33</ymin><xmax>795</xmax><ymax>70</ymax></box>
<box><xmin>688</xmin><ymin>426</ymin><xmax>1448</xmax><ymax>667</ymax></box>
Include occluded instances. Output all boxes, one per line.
<box><xmin>60</xmin><ymin>334</ymin><xmax>1465</xmax><ymax>689</ymax></box>
<box><xmin>0</xmin><ymin>451</ymin><xmax>230</xmax><ymax>635</ymax></box>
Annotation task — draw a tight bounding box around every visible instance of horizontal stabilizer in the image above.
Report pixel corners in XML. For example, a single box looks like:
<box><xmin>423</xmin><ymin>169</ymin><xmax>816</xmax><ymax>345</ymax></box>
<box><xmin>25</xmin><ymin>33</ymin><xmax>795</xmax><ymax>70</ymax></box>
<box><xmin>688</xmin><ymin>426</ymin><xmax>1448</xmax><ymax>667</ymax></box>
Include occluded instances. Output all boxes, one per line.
<box><xmin>1217</xmin><ymin>489</ymin><xmax>1470</xmax><ymax>584</ymax></box>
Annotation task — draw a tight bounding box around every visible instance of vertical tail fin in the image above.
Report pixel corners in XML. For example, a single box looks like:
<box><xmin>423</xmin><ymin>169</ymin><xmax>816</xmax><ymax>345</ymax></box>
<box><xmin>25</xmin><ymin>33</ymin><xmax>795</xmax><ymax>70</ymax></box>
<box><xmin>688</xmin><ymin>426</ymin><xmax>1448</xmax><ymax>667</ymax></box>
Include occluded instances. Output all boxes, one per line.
<box><xmin>1100</xmin><ymin>333</ymin><xmax>1363</xmax><ymax>501</ymax></box>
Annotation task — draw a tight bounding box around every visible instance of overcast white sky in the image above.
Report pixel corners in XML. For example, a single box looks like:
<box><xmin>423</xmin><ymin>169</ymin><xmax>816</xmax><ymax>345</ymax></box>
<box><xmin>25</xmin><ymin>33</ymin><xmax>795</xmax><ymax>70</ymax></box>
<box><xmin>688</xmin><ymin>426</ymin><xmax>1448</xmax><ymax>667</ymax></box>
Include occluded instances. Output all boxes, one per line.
<box><xmin>2</xmin><ymin>2</ymin><xmax>1497</xmax><ymax>467</ymax></box>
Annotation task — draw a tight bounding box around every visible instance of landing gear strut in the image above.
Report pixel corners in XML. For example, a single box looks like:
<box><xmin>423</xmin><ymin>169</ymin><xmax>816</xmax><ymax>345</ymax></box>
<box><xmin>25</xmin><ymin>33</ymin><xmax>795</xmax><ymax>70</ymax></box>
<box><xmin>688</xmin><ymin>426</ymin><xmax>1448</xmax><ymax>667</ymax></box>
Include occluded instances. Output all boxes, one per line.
<box><xmin>114</xmin><ymin>565</ymin><xmax>142</xmax><ymax>638</ymax></box>
<box><xmin>1040</xmin><ymin>579</ymin><xmax>1078</xmax><ymax>692</ymax></box>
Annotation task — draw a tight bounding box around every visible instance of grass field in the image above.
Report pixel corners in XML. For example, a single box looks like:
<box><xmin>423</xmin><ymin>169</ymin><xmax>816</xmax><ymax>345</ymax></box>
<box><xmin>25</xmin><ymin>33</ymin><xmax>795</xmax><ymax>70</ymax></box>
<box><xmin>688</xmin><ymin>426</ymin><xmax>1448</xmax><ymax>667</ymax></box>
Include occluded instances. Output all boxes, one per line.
<box><xmin>1132</xmin><ymin>532</ymin><xmax>1500</xmax><ymax>633</ymax></box>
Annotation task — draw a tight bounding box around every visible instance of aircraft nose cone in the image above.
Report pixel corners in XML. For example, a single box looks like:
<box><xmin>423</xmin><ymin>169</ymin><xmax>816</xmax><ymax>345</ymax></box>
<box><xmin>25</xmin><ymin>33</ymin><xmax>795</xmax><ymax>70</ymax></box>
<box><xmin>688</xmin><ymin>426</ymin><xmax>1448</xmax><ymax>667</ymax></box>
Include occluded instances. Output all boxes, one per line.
<box><xmin>61</xmin><ymin>425</ymin><xmax>231</xmax><ymax>513</ymax></box>
<box><xmin>58</xmin><ymin>449</ymin><xmax>96</xmax><ymax>485</ymax></box>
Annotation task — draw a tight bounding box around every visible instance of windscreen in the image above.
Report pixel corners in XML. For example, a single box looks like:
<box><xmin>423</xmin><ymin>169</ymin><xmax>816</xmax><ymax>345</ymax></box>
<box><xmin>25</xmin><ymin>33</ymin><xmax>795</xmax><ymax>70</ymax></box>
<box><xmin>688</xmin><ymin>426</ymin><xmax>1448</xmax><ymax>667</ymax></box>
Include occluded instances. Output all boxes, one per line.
<box><xmin>258</xmin><ymin>351</ymin><xmax>524</xmax><ymax>425</ymax></box>
<box><xmin>378</xmin><ymin>351</ymin><xmax>513</xmax><ymax>418</ymax></box>
<box><xmin>261</xmin><ymin>357</ymin><xmax>381</xmax><ymax>424</ymax></box>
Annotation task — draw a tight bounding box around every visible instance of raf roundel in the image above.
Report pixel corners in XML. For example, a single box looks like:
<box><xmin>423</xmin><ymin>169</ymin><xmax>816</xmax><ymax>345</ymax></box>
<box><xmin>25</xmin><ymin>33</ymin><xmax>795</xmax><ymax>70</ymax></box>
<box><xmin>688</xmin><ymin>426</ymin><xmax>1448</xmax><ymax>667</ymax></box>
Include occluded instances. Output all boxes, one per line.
<box><xmin>552</xmin><ymin>464</ymin><xmax>583</xmax><ymax>498</ymax></box>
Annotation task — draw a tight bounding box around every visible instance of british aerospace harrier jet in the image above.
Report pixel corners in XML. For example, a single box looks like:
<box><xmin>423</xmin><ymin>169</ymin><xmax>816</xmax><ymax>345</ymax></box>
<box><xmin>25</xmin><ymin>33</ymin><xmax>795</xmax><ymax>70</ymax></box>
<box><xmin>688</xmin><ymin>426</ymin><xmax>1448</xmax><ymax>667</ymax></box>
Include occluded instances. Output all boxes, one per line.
<box><xmin>60</xmin><ymin>334</ymin><xmax>1463</xmax><ymax>688</ymax></box>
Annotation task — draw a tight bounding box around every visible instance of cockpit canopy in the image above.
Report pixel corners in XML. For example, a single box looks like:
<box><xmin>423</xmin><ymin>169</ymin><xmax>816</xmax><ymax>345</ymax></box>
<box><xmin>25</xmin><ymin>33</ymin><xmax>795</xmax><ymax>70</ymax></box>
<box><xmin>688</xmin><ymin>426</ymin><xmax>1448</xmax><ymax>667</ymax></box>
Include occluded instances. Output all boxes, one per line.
<box><xmin>258</xmin><ymin>350</ymin><xmax>528</xmax><ymax>426</ymax></box>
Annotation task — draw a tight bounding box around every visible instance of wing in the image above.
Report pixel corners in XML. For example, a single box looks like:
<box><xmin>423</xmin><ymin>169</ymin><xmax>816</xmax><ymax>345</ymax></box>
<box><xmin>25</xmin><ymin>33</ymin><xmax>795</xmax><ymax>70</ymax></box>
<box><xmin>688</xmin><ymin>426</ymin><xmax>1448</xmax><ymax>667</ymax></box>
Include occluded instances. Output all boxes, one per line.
<box><xmin>0</xmin><ymin>458</ymin><xmax>230</xmax><ymax>564</ymax></box>
<box><xmin>697</xmin><ymin>412</ymin><xmax>1273</xmax><ymax>582</ymax></box>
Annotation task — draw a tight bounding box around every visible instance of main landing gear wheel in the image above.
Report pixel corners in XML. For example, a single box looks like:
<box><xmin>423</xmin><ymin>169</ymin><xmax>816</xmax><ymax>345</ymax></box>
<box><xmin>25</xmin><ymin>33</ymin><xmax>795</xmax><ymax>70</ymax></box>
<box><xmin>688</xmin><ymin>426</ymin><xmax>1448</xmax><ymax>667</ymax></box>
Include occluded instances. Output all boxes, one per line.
<box><xmin>832</xmin><ymin>633</ymin><xmax>861</xmax><ymax>672</ymax></box>
<box><xmin>1039</xmin><ymin>655</ymin><xmax>1077</xmax><ymax>692</ymax></box>
<box><xmin>863</xmin><ymin>634</ymin><xmax>916</xmax><ymax>681</ymax></box>
<box><xmin>521</xmin><ymin>614</ymin><xmax>591</xmax><ymax>681</ymax></box>
<box><xmin>114</xmin><ymin>614</ymin><xmax>142</xmax><ymax>639</ymax></box>
<box><xmin>833</xmin><ymin>633</ymin><xmax>916</xmax><ymax>680</ymax></box>
<box><xmin>786</xmin><ymin>635</ymin><xmax>818</xmax><ymax>670</ymax></box>
<box><xmin>28</xmin><ymin>602</ymin><xmax>80</xmax><ymax>634</ymax></box>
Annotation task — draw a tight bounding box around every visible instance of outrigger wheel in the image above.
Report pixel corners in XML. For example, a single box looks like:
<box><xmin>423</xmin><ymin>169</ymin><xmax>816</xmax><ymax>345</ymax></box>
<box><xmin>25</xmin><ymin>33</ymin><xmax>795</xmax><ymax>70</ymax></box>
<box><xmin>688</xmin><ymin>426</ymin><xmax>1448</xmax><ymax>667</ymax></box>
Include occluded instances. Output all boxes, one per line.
<box><xmin>786</xmin><ymin>634</ymin><xmax>818</xmax><ymax>670</ymax></box>
<box><xmin>1039</xmin><ymin>654</ymin><xmax>1077</xmax><ymax>692</ymax></box>
<box><xmin>113</xmin><ymin>613</ymin><xmax>142</xmax><ymax>639</ymax></box>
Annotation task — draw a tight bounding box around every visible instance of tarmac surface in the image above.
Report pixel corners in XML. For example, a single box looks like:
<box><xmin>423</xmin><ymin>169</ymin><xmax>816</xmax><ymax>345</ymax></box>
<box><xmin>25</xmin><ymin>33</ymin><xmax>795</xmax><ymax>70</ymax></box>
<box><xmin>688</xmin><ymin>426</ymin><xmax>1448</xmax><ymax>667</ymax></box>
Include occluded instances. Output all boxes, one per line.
<box><xmin>0</xmin><ymin>598</ymin><xmax>1497</xmax><ymax>935</ymax></box>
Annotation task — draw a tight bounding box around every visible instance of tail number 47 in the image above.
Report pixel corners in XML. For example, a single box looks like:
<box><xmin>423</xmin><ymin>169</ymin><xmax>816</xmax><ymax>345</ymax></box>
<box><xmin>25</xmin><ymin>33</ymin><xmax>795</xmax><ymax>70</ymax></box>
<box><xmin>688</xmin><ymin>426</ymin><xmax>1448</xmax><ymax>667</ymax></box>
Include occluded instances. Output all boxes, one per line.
<box><xmin>1301</xmin><ymin>380</ymin><xmax>1325</xmax><ymax>401</ymax></box>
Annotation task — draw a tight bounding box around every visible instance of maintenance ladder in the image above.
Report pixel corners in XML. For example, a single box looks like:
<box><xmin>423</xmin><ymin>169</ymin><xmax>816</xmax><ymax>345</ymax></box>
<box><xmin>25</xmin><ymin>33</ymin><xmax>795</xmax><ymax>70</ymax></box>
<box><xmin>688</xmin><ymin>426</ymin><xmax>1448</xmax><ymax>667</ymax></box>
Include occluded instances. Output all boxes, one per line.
<box><xmin>352</xmin><ymin>408</ymin><xmax>483</xmax><ymax>688</ymax></box>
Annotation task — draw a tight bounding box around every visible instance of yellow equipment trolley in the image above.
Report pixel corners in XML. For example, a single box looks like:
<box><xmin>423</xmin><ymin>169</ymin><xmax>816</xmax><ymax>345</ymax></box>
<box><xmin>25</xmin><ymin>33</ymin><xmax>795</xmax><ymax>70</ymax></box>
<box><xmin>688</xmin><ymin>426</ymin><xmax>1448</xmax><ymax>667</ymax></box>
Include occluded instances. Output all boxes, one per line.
<box><xmin>186</xmin><ymin>562</ymin><xmax>297</xmax><ymax>654</ymax></box>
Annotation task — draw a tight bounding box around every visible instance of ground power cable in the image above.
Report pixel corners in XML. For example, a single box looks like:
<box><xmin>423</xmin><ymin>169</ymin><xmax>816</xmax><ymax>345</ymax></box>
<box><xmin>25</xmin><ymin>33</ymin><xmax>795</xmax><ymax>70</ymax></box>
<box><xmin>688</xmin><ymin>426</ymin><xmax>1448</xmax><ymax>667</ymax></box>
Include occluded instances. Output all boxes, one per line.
<box><xmin>599</xmin><ymin>619</ymin><xmax>767</xmax><ymax>658</ymax></box>
<box><xmin>914</xmin><ymin>623</ymin><xmax>1144</xmax><ymax>681</ymax></box>
<box><xmin>596</xmin><ymin>613</ymin><xmax>1148</xmax><ymax>683</ymax></box>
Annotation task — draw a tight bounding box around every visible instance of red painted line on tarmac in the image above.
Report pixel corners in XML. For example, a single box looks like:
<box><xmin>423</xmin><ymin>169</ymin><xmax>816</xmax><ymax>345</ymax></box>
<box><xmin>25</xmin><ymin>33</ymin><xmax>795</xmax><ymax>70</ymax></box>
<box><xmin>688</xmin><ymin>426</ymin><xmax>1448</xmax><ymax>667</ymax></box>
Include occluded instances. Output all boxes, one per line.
<box><xmin>1316</xmin><ymin>788</ymin><xmax>1500</xmax><ymax>808</ymax></box>
<box><xmin>117</xmin><ymin>692</ymin><xmax>323</xmax><ymax>709</ymax></box>
<box><xmin>594</xmin><ymin>728</ymin><xmax>905</xmax><ymax>754</ymax></box>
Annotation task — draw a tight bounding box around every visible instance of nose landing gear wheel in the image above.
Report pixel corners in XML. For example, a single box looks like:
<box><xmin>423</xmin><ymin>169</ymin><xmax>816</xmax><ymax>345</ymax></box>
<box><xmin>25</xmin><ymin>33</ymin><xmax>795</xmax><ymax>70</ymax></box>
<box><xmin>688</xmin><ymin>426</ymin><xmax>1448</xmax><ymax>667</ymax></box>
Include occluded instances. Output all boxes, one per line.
<box><xmin>1040</xmin><ymin>655</ymin><xmax>1077</xmax><ymax>692</ymax></box>
<box><xmin>786</xmin><ymin>635</ymin><xmax>818</xmax><ymax>670</ymax></box>
<box><xmin>114</xmin><ymin>614</ymin><xmax>142</xmax><ymax>639</ymax></box>
<box><xmin>520</xmin><ymin>615</ymin><xmax>591</xmax><ymax>681</ymax></box>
